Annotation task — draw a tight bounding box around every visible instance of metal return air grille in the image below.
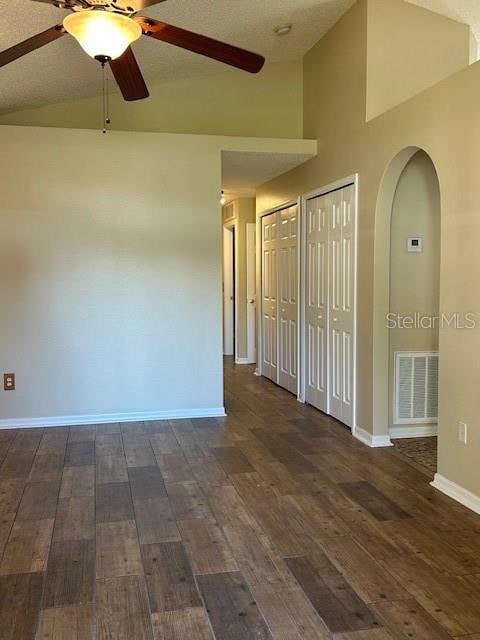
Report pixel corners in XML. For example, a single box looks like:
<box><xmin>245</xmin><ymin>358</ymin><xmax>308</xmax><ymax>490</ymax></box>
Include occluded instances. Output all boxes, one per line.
<box><xmin>394</xmin><ymin>351</ymin><xmax>438</xmax><ymax>424</ymax></box>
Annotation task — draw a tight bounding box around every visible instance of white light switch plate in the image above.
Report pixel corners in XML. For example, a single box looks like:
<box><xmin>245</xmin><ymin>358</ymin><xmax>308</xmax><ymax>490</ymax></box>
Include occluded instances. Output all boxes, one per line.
<box><xmin>458</xmin><ymin>422</ymin><xmax>468</xmax><ymax>444</ymax></box>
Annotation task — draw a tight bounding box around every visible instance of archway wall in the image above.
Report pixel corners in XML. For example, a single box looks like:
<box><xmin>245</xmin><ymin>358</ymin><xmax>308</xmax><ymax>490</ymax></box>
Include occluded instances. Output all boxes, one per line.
<box><xmin>256</xmin><ymin>0</ymin><xmax>480</xmax><ymax>499</ymax></box>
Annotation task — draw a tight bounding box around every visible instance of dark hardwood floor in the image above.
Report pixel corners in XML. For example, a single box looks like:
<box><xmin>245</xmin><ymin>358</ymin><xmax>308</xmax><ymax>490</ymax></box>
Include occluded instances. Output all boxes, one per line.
<box><xmin>0</xmin><ymin>358</ymin><xmax>479</xmax><ymax>639</ymax></box>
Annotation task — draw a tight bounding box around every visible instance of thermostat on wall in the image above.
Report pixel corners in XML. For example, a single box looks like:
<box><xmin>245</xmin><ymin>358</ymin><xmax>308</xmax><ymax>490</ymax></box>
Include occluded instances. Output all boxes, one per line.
<box><xmin>407</xmin><ymin>237</ymin><xmax>423</xmax><ymax>252</ymax></box>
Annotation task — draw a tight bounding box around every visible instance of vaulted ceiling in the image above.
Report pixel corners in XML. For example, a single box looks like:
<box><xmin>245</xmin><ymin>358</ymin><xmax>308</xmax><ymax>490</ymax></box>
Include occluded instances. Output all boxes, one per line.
<box><xmin>0</xmin><ymin>0</ymin><xmax>478</xmax><ymax>114</ymax></box>
<box><xmin>407</xmin><ymin>0</ymin><xmax>480</xmax><ymax>42</ymax></box>
<box><xmin>0</xmin><ymin>0</ymin><xmax>356</xmax><ymax>112</ymax></box>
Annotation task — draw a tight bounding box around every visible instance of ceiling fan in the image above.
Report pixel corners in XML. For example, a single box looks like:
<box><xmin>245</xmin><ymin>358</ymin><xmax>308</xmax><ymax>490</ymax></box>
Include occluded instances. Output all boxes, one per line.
<box><xmin>0</xmin><ymin>0</ymin><xmax>266</xmax><ymax>101</ymax></box>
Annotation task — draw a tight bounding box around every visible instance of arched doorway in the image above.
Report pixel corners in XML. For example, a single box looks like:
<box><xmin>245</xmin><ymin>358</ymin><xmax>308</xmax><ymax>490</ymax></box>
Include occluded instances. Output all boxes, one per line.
<box><xmin>373</xmin><ymin>147</ymin><xmax>441</xmax><ymax>471</ymax></box>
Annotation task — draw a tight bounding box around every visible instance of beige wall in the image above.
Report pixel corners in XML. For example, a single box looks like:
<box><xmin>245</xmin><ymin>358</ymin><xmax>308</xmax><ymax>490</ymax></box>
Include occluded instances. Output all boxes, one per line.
<box><xmin>222</xmin><ymin>198</ymin><xmax>256</xmax><ymax>361</ymax></box>
<box><xmin>257</xmin><ymin>0</ymin><xmax>480</xmax><ymax>497</ymax></box>
<box><xmin>0</xmin><ymin>61</ymin><xmax>303</xmax><ymax>139</ymax></box>
<box><xmin>389</xmin><ymin>150</ymin><xmax>440</xmax><ymax>428</ymax></box>
<box><xmin>0</xmin><ymin>126</ymin><xmax>225</xmax><ymax>422</ymax></box>
<box><xmin>367</xmin><ymin>0</ymin><xmax>470</xmax><ymax>120</ymax></box>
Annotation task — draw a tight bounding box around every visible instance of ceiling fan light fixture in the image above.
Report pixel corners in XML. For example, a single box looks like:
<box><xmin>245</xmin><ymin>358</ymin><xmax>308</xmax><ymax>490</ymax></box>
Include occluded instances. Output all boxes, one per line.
<box><xmin>63</xmin><ymin>11</ymin><xmax>142</xmax><ymax>61</ymax></box>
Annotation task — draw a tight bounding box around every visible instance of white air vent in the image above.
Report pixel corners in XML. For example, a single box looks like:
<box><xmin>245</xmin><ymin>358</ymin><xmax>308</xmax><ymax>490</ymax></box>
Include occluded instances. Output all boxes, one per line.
<box><xmin>394</xmin><ymin>351</ymin><xmax>438</xmax><ymax>424</ymax></box>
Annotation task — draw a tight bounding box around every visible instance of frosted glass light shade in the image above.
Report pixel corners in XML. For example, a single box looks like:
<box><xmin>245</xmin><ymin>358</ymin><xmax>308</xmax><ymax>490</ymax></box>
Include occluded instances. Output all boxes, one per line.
<box><xmin>63</xmin><ymin>11</ymin><xmax>142</xmax><ymax>61</ymax></box>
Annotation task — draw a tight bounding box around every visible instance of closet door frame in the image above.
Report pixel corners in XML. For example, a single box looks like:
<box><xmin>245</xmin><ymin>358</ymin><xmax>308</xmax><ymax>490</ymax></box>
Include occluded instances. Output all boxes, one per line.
<box><xmin>299</xmin><ymin>174</ymin><xmax>359</xmax><ymax>433</ymax></box>
<box><xmin>257</xmin><ymin>199</ymin><xmax>301</xmax><ymax>398</ymax></box>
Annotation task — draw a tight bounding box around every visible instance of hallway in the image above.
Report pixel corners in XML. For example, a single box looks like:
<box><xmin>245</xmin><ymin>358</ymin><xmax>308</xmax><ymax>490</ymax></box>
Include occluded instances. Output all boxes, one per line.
<box><xmin>0</xmin><ymin>359</ymin><xmax>480</xmax><ymax>639</ymax></box>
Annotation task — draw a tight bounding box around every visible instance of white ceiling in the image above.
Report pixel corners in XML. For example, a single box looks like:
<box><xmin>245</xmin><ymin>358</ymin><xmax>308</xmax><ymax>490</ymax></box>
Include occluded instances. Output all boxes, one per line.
<box><xmin>1</xmin><ymin>0</ymin><xmax>478</xmax><ymax>114</ymax></box>
<box><xmin>222</xmin><ymin>150</ymin><xmax>315</xmax><ymax>196</ymax></box>
<box><xmin>0</xmin><ymin>0</ymin><xmax>356</xmax><ymax>112</ymax></box>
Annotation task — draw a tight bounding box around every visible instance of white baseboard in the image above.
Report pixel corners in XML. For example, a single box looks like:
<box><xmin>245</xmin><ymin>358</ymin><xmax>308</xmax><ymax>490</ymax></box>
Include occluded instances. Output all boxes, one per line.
<box><xmin>354</xmin><ymin>425</ymin><xmax>393</xmax><ymax>448</ymax></box>
<box><xmin>0</xmin><ymin>407</ymin><xmax>227</xmax><ymax>430</ymax></box>
<box><xmin>389</xmin><ymin>424</ymin><xmax>438</xmax><ymax>439</ymax></box>
<box><xmin>235</xmin><ymin>358</ymin><xmax>255</xmax><ymax>365</ymax></box>
<box><xmin>431</xmin><ymin>473</ymin><xmax>480</xmax><ymax>516</ymax></box>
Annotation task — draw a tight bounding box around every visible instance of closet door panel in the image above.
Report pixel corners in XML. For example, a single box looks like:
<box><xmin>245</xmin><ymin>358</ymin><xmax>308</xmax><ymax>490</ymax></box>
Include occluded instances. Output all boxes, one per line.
<box><xmin>278</xmin><ymin>205</ymin><xmax>298</xmax><ymax>394</ymax></box>
<box><xmin>340</xmin><ymin>185</ymin><xmax>355</xmax><ymax>426</ymax></box>
<box><xmin>305</xmin><ymin>196</ymin><xmax>328</xmax><ymax>411</ymax></box>
<box><xmin>262</xmin><ymin>213</ymin><xmax>278</xmax><ymax>383</ymax></box>
<box><xmin>329</xmin><ymin>189</ymin><xmax>344</xmax><ymax>422</ymax></box>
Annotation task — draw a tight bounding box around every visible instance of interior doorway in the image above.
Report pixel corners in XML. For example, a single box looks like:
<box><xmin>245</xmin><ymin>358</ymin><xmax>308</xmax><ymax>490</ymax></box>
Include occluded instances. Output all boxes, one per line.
<box><xmin>388</xmin><ymin>150</ymin><xmax>440</xmax><ymax>470</ymax></box>
<box><xmin>223</xmin><ymin>225</ymin><xmax>235</xmax><ymax>357</ymax></box>
<box><xmin>374</xmin><ymin>146</ymin><xmax>441</xmax><ymax>471</ymax></box>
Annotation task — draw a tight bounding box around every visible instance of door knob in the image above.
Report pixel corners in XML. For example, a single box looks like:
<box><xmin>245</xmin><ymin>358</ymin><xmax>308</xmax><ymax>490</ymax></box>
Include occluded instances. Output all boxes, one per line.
<box><xmin>248</xmin><ymin>299</ymin><xmax>255</xmax><ymax>304</ymax></box>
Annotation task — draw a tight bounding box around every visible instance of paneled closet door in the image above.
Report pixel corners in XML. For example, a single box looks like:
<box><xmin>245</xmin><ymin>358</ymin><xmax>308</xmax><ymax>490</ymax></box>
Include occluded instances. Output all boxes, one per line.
<box><xmin>305</xmin><ymin>195</ymin><xmax>329</xmax><ymax>411</ymax></box>
<box><xmin>261</xmin><ymin>213</ymin><xmax>278</xmax><ymax>383</ymax></box>
<box><xmin>329</xmin><ymin>185</ymin><xmax>355</xmax><ymax>427</ymax></box>
<box><xmin>305</xmin><ymin>184</ymin><xmax>355</xmax><ymax>429</ymax></box>
<box><xmin>278</xmin><ymin>205</ymin><xmax>298</xmax><ymax>394</ymax></box>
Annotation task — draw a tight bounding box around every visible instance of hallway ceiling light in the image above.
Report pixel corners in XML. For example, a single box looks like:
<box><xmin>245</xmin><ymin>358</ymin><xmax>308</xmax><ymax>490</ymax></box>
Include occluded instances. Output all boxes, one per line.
<box><xmin>274</xmin><ymin>25</ymin><xmax>292</xmax><ymax>36</ymax></box>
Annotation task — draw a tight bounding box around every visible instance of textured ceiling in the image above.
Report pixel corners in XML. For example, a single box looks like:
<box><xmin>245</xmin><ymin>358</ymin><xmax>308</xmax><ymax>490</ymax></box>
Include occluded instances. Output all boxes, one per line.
<box><xmin>222</xmin><ymin>150</ymin><xmax>315</xmax><ymax>196</ymax></box>
<box><xmin>0</xmin><ymin>0</ymin><xmax>356</xmax><ymax>112</ymax></box>
<box><xmin>407</xmin><ymin>0</ymin><xmax>480</xmax><ymax>41</ymax></box>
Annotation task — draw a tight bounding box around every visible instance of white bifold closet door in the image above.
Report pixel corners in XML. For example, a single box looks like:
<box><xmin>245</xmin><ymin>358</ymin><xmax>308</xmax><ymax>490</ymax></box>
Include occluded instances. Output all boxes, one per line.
<box><xmin>262</xmin><ymin>205</ymin><xmax>298</xmax><ymax>394</ymax></box>
<box><xmin>306</xmin><ymin>185</ymin><xmax>355</xmax><ymax>428</ymax></box>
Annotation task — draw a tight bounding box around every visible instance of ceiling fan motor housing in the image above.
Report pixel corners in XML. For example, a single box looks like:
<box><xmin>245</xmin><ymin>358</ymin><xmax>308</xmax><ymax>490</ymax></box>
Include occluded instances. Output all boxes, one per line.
<box><xmin>42</xmin><ymin>0</ymin><xmax>138</xmax><ymax>16</ymax></box>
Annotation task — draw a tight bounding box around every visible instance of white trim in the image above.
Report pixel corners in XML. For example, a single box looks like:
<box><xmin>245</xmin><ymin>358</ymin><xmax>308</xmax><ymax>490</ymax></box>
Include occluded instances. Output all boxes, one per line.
<box><xmin>246</xmin><ymin>222</ymin><xmax>257</xmax><ymax>365</ymax></box>
<box><xmin>298</xmin><ymin>193</ymin><xmax>306</xmax><ymax>403</ymax></box>
<box><xmin>431</xmin><ymin>474</ymin><xmax>480</xmax><ymax>516</ymax></box>
<box><xmin>302</xmin><ymin>174</ymin><xmax>358</xmax><ymax>202</ymax></box>
<box><xmin>390</xmin><ymin>424</ymin><xmax>438</xmax><ymax>439</ymax></box>
<box><xmin>224</xmin><ymin>220</ymin><xmax>239</xmax><ymax>361</ymax></box>
<box><xmin>0</xmin><ymin>407</ymin><xmax>227</xmax><ymax>429</ymax></box>
<box><xmin>222</xmin><ymin>224</ymin><xmax>235</xmax><ymax>356</ymax></box>
<box><xmin>353</xmin><ymin>425</ymin><xmax>393</xmax><ymax>448</ymax></box>
<box><xmin>301</xmin><ymin>174</ymin><xmax>359</xmax><ymax>434</ymax></box>
<box><xmin>235</xmin><ymin>357</ymin><xmax>253</xmax><ymax>365</ymax></box>
<box><xmin>289</xmin><ymin>198</ymin><xmax>302</xmax><ymax>397</ymax></box>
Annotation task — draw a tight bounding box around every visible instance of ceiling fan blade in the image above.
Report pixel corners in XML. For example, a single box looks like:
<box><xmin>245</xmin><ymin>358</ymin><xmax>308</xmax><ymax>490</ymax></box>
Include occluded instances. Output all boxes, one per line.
<box><xmin>109</xmin><ymin>47</ymin><xmax>149</xmax><ymax>101</ymax></box>
<box><xmin>136</xmin><ymin>17</ymin><xmax>265</xmax><ymax>74</ymax></box>
<box><xmin>0</xmin><ymin>25</ymin><xmax>65</xmax><ymax>69</ymax></box>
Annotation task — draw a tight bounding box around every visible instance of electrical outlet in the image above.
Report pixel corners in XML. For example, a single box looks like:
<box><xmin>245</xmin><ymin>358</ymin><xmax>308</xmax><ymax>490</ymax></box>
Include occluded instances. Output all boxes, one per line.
<box><xmin>3</xmin><ymin>373</ymin><xmax>15</xmax><ymax>391</ymax></box>
<box><xmin>458</xmin><ymin>422</ymin><xmax>468</xmax><ymax>444</ymax></box>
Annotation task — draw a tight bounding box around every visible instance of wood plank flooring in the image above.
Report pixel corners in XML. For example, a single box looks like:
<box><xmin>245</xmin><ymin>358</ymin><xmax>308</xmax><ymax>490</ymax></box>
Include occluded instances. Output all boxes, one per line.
<box><xmin>0</xmin><ymin>358</ymin><xmax>479</xmax><ymax>639</ymax></box>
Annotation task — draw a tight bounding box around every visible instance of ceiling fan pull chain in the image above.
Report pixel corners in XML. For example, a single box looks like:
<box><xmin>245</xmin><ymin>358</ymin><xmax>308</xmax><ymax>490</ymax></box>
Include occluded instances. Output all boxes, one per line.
<box><xmin>106</xmin><ymin>74</ymin><xmax>111</xmax><ymax>128</ymax></box>
<box><xmin>101</xmin><ymin>62</ymin><xmax>111</xmax><ymax>134</ymax></box>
